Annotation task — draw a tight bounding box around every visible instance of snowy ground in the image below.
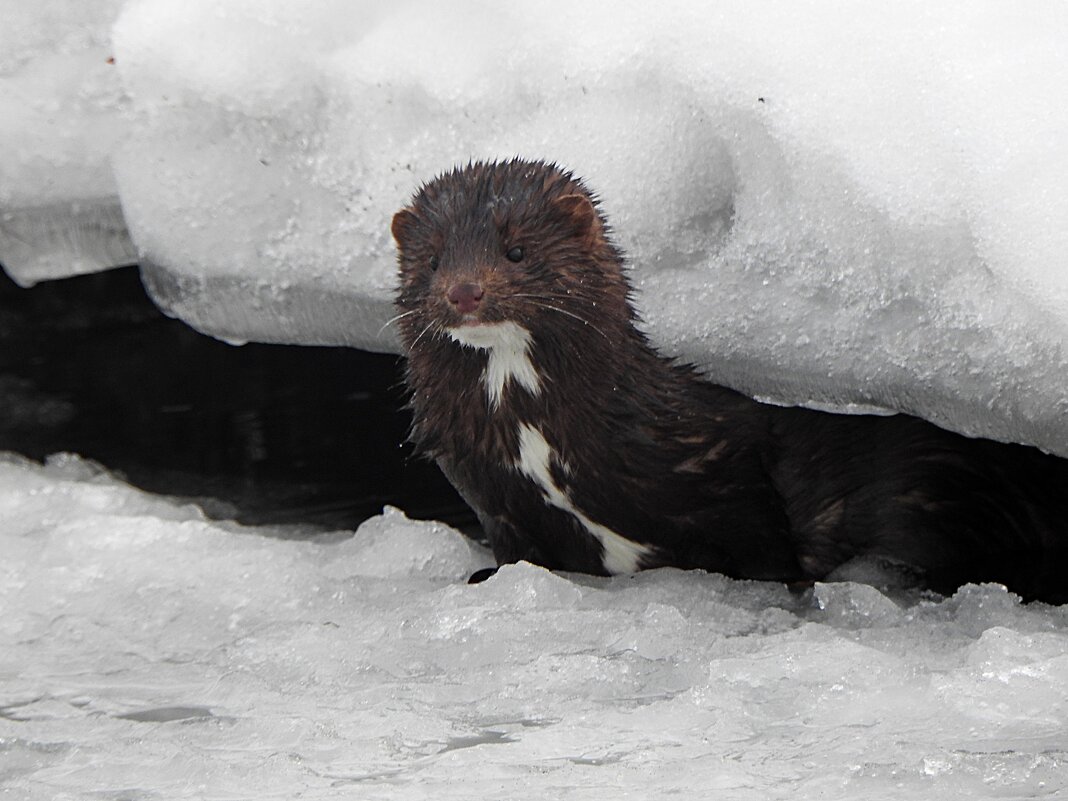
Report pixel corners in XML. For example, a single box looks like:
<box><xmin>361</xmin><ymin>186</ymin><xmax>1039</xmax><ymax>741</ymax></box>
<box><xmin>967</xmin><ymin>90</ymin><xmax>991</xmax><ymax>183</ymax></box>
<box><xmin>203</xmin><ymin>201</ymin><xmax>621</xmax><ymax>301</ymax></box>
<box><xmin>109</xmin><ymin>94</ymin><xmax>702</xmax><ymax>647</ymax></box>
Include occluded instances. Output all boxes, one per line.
<box><xmin>3</xmin><ymin>454</ymin><xmax>1067</xmax><ymax>799</ymax></box>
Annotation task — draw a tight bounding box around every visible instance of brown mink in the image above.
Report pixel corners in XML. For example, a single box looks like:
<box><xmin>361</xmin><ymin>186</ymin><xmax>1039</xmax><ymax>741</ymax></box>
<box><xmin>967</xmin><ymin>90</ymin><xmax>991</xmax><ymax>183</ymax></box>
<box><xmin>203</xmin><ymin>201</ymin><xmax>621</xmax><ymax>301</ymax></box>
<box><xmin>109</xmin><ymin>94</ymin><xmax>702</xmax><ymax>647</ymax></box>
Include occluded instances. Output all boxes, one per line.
<box><xmin>391</xmin><ymin>158</ymin><xmax>1068</xmax><ymax>602</ymax></box>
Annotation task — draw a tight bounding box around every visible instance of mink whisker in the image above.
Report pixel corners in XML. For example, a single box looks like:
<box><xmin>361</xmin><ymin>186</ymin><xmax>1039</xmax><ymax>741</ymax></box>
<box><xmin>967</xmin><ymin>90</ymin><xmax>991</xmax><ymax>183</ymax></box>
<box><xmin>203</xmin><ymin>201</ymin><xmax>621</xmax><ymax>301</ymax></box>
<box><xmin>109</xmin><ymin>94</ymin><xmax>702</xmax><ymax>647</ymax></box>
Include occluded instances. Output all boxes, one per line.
<box><xmin>410</xmin><ymin>320</ymin><xmax>439</xmax><ymax>349</ymax></box>
<box><xmin>378</xmin><ymin>309</ymin><xmax>417</xmax><ymax>335</ymax></box>
<box><xmin>514</xmin><ymin>294</ymin><xmax>612</xmax><ymax>342</ymax></box>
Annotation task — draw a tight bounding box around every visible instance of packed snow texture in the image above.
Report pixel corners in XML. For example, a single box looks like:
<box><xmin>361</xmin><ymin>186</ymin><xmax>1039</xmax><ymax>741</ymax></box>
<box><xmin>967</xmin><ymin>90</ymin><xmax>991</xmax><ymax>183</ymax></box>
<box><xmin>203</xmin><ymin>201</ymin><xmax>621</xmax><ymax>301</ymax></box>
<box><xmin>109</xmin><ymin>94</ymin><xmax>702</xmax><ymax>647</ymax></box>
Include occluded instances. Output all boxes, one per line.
<box><xmin>3</xmin><ymin>454</ymin><xmax>1068</xmax><ymax>799</ymax></box>
<box><xmin>1</xmin><ymin>2</ymin><xmax>1066</xmax><ymax>456</ymax></box>
<box><xmin>0</xmin><ymin>0</ymin><xmax>136</xmax><ymax>284</ymax></box>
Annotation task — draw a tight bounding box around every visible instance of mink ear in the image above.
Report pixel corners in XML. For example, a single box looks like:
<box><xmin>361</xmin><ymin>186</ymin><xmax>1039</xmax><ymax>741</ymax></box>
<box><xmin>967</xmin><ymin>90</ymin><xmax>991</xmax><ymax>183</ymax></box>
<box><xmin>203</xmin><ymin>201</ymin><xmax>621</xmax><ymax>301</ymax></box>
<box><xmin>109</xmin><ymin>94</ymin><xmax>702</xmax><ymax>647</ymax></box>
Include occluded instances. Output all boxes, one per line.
<box><xmin>553</xmin><ymin>193</ymin><xmax>602</xmax><ymax>243</ymax></box>
<box><xmin>391</xmin><ymin>208</ymin><xmax>419</xmax><ymax>246</ymax></box>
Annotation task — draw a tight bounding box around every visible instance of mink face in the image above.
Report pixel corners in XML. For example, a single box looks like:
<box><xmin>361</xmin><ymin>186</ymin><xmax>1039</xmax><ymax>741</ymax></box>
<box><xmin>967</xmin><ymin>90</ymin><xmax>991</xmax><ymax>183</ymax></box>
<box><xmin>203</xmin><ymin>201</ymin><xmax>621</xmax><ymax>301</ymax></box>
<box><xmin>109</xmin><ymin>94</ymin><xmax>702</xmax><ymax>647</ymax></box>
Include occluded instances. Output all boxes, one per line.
<box><xmin>392</xmin><ymin>159</ymin><xmax>1068</xmax><ymax>601</ymax></box>
<box><xmin>392</xmin><ymin>159</ymin><xmax>633</xmax><ymax>359</ymax></box>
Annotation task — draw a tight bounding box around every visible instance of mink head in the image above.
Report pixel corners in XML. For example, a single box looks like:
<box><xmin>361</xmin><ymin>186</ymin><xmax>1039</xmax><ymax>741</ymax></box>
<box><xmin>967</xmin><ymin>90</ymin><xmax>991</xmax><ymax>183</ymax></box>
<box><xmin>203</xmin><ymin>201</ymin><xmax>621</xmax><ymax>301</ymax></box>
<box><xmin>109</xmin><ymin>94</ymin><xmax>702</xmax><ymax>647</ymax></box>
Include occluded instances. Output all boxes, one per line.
<box><xmin>391</xmin><ymin>159</ymin><xmax>634</xmax><ymax>353</ymax></box>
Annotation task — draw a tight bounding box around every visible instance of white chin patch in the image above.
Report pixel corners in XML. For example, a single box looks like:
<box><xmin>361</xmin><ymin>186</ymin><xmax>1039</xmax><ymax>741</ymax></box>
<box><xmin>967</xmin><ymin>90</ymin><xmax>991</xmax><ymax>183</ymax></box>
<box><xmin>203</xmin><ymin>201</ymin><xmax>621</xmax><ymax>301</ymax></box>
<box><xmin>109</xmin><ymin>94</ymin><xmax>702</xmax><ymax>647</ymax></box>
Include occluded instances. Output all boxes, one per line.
<box><xmin>514</xmin><ymin>423</ymin><xmax>651</xmax><ymax>575</ymax></box>
<box><xmin>448</xmin><ymin>321</ymin><xmax>541</xmax><ymax>410</ymax></box>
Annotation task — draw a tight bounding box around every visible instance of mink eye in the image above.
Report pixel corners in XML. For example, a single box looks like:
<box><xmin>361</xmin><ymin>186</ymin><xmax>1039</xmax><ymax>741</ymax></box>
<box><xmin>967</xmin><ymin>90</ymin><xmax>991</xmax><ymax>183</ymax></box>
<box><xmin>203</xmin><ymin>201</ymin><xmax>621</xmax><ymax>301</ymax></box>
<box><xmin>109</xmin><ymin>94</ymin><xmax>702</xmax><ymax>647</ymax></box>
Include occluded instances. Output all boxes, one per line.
<box><xmin>428</xmin><ymin>255</ymin><xmax>440</xmax><ymax>271</ymax></box>
<box><xmin>506</xmin><ymin>246</ymin><xmax>524</xmax><ymax>263</ymax></box>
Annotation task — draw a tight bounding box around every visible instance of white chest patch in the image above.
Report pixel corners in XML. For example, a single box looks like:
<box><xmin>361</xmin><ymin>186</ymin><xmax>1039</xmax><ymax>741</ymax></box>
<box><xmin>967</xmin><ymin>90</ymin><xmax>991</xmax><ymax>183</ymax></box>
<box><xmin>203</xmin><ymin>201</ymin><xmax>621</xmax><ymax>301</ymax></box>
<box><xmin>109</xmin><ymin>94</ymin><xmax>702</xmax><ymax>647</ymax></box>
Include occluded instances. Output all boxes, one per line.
<box><xmin>448</xmin><ymin>321</ymin><xmax>541</xmax><ymax>410</ymax></box>
<box><xmin>514</xmin><ymin>423</ymin><xmax>651</xmax><ymax>575</ymax></box>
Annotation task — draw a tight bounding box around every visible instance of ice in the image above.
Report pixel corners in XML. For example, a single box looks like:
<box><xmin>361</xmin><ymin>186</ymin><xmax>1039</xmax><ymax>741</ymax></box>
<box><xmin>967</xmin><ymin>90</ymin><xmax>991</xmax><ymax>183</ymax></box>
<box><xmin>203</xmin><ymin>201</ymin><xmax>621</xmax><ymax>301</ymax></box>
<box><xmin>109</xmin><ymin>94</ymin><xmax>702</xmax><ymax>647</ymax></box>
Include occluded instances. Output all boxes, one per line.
<box><xmin>108</xmin><ymin>0</ymin><xmax>1068</xmax><ymax>457</ymax></box>
<box><xmin>3</xmin><ymin>454</ymin><xmax>1067</xmax><ymax>798</ymax></box>
<box><xmin>1</xmin><ymin>2</ymin><xmax>1066</xmax><ymax>455</ymax></box>
<box><xmin>0</xmin><ymin>0</ymin><xmax>136</xmax><ymax>285</ymax></box>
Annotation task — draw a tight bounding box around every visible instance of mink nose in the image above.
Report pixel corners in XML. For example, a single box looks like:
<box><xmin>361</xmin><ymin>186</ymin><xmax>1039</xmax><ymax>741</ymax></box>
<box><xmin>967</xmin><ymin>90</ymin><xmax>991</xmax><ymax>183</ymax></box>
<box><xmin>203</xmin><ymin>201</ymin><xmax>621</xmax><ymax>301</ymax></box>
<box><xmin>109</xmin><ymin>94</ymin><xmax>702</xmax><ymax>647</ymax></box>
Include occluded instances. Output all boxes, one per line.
<box><xmin>446</xmin><ymin>283</ymin><xmax>484</xmax><ymax>314</ymax></box>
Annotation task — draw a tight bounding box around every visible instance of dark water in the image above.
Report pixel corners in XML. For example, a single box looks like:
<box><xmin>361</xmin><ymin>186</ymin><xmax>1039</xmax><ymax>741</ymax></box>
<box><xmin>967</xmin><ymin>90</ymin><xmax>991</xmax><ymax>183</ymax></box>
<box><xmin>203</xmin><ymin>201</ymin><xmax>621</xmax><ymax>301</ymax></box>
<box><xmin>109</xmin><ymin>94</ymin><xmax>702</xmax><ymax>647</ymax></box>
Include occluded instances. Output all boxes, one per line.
<box><xmin>0</xmin><ymin>264</ymin><xmax>472</xmax><ymax>531</ymax></box>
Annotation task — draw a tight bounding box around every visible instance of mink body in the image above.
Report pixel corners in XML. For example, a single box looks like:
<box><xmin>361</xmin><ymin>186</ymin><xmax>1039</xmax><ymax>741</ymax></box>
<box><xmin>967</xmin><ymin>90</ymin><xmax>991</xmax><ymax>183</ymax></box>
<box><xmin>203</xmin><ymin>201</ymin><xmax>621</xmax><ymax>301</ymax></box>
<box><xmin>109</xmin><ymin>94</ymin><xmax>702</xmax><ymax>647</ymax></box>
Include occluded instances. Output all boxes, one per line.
<box><xmin>391</xmin><ymin>159</ymin><xmax>1068</xmax><ymax>601</ymax></box>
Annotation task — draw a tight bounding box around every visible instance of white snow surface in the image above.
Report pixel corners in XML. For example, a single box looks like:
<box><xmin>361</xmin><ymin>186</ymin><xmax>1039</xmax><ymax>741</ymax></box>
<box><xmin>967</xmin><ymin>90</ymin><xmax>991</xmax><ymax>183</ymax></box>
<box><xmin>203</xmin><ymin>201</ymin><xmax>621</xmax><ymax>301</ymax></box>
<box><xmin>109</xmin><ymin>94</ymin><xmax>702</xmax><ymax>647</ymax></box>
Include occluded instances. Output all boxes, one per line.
<box><xmin>0</xmin><ymin>0</ymin><xmax>136</xmax><ymax>283</ymax></box>
<box><xmin>3</xmin><ymin>453</ymin><xmax>1068</xmax><ymax>799</ymax></box>
<box><xmin>0</xmin><ymin>2</ymin><xmax>1066</xmax><ymax>456</ymax></box>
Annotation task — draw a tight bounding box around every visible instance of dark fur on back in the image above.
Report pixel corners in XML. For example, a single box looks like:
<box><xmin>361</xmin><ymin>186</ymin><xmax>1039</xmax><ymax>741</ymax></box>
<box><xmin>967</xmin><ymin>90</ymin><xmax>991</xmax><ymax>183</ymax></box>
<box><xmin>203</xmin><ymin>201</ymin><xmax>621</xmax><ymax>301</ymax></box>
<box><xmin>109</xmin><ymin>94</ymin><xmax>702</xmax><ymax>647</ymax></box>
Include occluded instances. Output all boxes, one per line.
<box><xmin>392</xmin><ymin>158</ymin><xmax>1068</xmax><ymax>602</ymax></box>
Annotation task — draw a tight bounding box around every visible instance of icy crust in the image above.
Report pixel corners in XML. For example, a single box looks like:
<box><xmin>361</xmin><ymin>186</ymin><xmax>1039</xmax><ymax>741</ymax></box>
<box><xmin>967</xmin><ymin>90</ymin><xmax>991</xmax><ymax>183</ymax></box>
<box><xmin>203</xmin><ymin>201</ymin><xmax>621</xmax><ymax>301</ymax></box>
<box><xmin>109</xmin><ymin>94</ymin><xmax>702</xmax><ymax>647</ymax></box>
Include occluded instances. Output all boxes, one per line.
<box><xmin>108</xmin><ymin>0</ymin><xmax>1065</xmax><ymax>454</ymax></box>
<box><xmin>2</xmin><ymin>1</ymin><xmax>1067</xmax><ymax>453</ymax></box>
<box><xmin>2</xmin><ymin>455</ymin><xmax>1067</xmax><ymax>799</ymax></box>
<box><xmin>0</xmin><ymin>0</ymin><xmax>135</xmax><ymax>285</ymax></box>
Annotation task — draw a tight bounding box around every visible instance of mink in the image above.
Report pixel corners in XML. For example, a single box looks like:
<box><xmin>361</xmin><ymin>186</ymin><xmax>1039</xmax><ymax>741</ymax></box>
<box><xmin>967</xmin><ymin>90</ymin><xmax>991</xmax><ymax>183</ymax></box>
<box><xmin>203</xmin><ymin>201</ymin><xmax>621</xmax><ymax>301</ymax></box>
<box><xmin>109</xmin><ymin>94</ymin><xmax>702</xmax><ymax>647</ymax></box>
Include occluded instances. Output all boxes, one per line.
<box><xmin>391</xmin><ymin>158</ymin><xmax>1068</xmax><ymax>602</ymax></box>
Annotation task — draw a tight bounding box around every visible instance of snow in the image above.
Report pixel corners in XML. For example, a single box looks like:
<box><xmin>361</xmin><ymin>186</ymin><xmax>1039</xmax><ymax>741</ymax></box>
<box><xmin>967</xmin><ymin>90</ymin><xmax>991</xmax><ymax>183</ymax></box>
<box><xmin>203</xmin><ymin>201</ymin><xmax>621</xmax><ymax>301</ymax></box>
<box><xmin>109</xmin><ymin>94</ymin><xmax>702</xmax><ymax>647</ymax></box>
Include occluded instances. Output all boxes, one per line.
<box><xmin>0</xmin><ymin>0</ymin><xmax>136</xmax><ymax>284</ymax></box>
<box><xmin>1</xmin><ymin>1</ymin><xmax>1067</xmax><ymax>455</ymax></box>
<box><xmin>3</xmin><ymin>454</ymin><xmax>1068</xmax><ymax>799</ymax></box>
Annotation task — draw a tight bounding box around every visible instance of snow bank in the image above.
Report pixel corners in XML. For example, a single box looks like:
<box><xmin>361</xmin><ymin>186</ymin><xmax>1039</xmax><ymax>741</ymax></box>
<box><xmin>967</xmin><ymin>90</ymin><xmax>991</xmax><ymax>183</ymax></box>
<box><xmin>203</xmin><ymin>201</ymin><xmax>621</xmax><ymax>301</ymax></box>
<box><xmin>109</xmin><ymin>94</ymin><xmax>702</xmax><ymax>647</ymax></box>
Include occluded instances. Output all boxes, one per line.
<box><xmin>2</xmin><ymin>1</ymin><xmax>1067</xmax><ymax>455</ymax></box>
<box><xmin>3</xmin><ymin>454</ymin><xmax>1067</xmax><ymax>798</ymax></box>
<box><xmin>0</xmin><ymin>0</ymin><xmax>135</xmax><ymax>285</ymax></box>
